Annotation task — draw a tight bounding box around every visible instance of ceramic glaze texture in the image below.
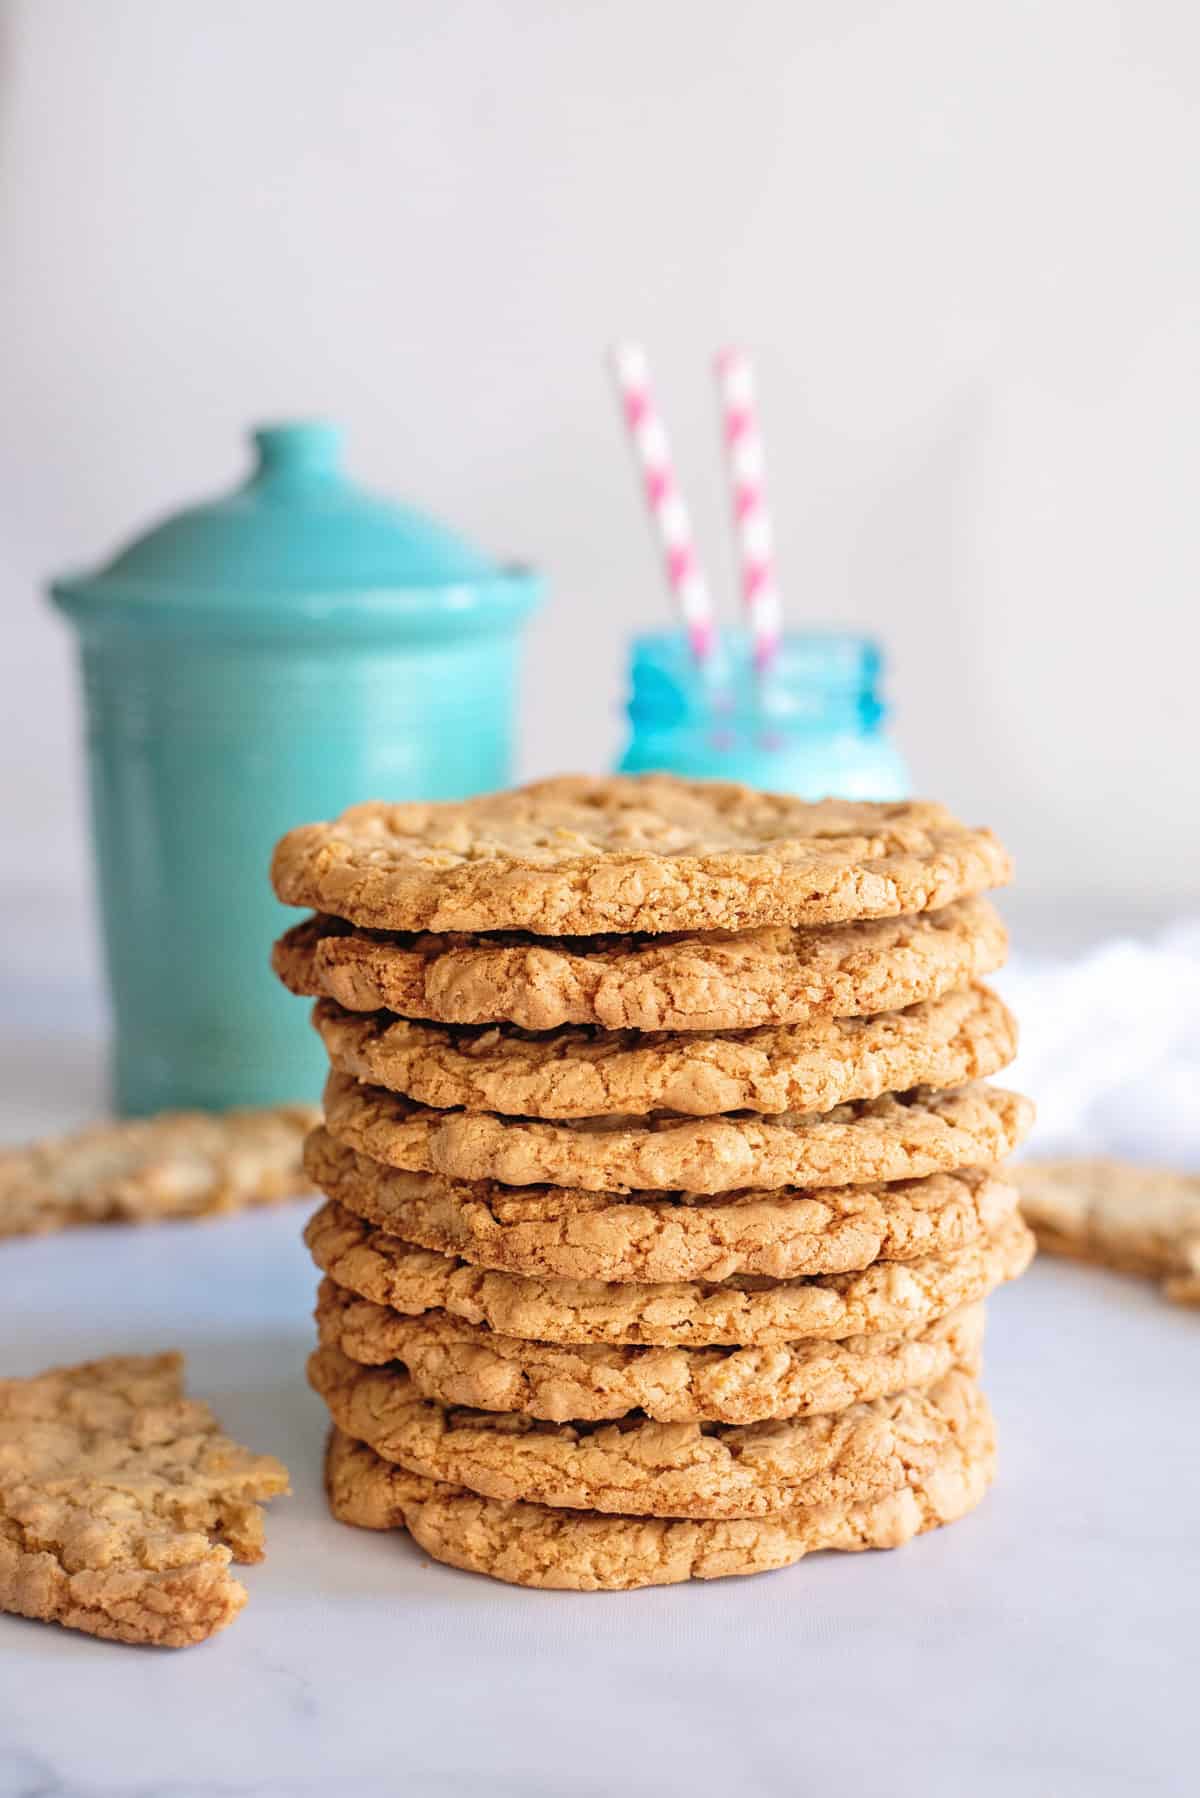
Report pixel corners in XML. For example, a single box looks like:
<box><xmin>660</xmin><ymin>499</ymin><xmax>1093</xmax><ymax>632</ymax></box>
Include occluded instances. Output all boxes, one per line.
<box><xmin>617</xmin><ymin>630</ymin><xmax>909</xmax><ymax>799</ymax></box>
<box><xmin>51</xmin><ymin>423</ymin><xmax>542</xmax><ymax>1114</ymax></box>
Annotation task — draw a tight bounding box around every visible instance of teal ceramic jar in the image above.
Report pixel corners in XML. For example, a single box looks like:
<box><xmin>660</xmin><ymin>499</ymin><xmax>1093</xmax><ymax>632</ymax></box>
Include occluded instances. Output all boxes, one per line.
<box><xmin>617</xmin><ymin>629</ymin><xmax>909</xmax><ymax>798</ymax></box>
<box><xmin>50</xmin><ymin>422</ymin><xmax>542</xmax><ymax>1115</ymax></box>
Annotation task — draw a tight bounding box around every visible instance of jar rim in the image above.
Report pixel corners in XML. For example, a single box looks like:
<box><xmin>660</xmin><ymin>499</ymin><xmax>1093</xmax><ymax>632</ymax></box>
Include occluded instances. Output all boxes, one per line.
<box><xmin>626</xmin><ymin>627</ymin><xmax>887</xmax><ymax>726</ymax></box>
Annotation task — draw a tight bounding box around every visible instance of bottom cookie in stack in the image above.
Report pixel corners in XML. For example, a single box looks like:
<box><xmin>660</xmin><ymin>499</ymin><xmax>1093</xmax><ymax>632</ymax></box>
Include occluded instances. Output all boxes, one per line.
<box><xmin>303</xmin><ymin>1193</ymin><xmax>1032</xmax><ymax>1588</ymax></box>
<box><xmin>324</xmin><ymin>1375</ymin><xmax>995</xmax><ymax>1591</ymax></box>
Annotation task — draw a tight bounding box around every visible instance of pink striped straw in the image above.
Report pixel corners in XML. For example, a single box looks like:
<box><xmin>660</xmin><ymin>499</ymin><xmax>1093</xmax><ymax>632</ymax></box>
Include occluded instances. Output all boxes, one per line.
<box><xmin>714</xmin><ymin>346</ymin><xmax>783</xmax><ymax>675</ymax></box>
<box><xmin>610</xmin><ymin>342</ymin><xmax>718</xmax><ymax>666</ymax></box>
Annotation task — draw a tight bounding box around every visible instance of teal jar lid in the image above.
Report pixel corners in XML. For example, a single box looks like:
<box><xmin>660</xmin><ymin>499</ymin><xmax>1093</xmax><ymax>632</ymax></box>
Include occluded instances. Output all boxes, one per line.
<box><xmin>50</xmin><ymin>420</ymin><xmax>542</xmax><ymax>641</ymax></box>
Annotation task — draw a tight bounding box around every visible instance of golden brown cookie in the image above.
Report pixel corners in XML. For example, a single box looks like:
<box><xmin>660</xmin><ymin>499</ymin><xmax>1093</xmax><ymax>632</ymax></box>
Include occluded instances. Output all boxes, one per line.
<box><xmin>325</xmin><ymin>1378</ymin><xmax>995</xmax><ymax>1588</ymax></box>
<box><xmin>304</xmin><ymin>1129</ymin><xmax>1019</xmax><ymax>1282</ymax></box>
<box><xmin>271</xmin><ymin>776</ymin><xmax>1011</xmax><ymax>935</ymax></box>
<box><xmin>1015</xmin><ymin>1157</ymin><xmax>1200</xmax><ymax>1308</ymax></box>
<box><xmin>0</xmin><ymin>1354</ymin><xmax>289</xmax><ymax>1647</ymax></box>
<box><xmin>0</xmin><ymin>1104</ymin><xmax>319</xmax><ymax>1239</ymax></box>
<box><xmin>315</xmin><ymin>1276</ymin><xmax>987</xmax><ymax>1424</ymax></box>
<box><xmin>312</xmin><ymin>982</ymin><xmax>1017</xmax><ymax>1119</ymax></box>
<box><xmin>273</xmin><ymin>899</ymin><xmax>1009</xmax><ymax>1033</ymax></box>
<box><xmin>304</xmin><ymin>1198</ymin><xmax>1034</xmax><ymax>1347</ymax></box>
<box><xmin>308</xmin><ymin>1345</ymin><xmax>972</xmax><ymax>1519</ymax></box>
<box><xmin>321</xmin><ymin>1071</ymin><xmax>1033</xmax><ymax>1194</ymax></box>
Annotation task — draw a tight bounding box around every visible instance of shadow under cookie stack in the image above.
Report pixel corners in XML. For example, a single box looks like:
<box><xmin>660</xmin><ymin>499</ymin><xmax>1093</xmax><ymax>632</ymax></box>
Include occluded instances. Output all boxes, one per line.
<box><xmin>270</xmin><ymin>776</ymin><xmax>1035</xmax><ymax>1592</ymax></box>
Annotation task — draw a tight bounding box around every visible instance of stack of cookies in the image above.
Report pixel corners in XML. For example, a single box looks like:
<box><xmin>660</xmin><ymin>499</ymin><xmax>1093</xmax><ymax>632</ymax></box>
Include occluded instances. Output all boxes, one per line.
<box><xmin>270</xmin><ymin>776</ymin><xmax>1035</xmax><ymax>1591</ymax></box>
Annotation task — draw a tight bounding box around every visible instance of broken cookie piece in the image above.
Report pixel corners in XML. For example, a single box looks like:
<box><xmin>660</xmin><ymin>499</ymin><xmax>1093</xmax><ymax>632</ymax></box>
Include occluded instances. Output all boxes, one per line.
<box><xmin>0</xmin><ymin>1353</ymin><xmax>289</xmax><ymax>1647</ymax></box>
<box><xmin>0</xmin><ymin>1104</ymin><xmax>319</xmax><ymax>1239</ymax></box>
<box><xmin>1015</xmin><ymin>1157</ymin><xmax>1200</xmax><ymax>1309</ymax></box>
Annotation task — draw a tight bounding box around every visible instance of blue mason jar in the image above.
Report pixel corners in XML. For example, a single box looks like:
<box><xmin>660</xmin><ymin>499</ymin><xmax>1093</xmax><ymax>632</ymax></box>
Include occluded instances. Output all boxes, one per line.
<box><xmin>617</xmin><ymin>629</ymin><xmax>909</xmax><ymax>798</ymax></box>
<box><xmin>50</xmin><ymin>422</ymin><xmax>542</xmax><ymax>1115</ymax></box>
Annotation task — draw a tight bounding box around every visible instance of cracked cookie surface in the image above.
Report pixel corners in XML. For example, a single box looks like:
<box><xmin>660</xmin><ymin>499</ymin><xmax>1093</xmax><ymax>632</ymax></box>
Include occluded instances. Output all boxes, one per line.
<box><xmin>271</xmin><ymin>776</ymin><xmax>1011</xmax><ymax>935</ymax></box>
<box><xmin>304</xmin><ymin>1199</ymin><xmax>1034</xmax><ymax>1346</ymax></box>
<box><xmin>312</xmin><ymin>982</ymin><xmax>1016</xmax><ymax>1119</ymax></box>
<box><xmin>324</xmin><ymin>1376</ymin><xmax>994</xmax><ymax>1588</ymax></box>
<box><xmin>0</xmin><ymin>1354</ymin><xmax>289</xmax><ymax>1647</ymax></box>
<box><xmin>274</xmin><ymin>899</ymin><xmax>1008</xmax><ymax>1033</ymax></box>
<box><xmin>309</xmin><ymin>1346</ymin><xmax>974</xmax><ymax>1518</ymax></box>
<box><xmin>315</xmin><ymin>1276</ymin><xmax>986</xmax><ymax>1423</ymax></box>
<box><xmin>321</xmin><ymin>1071</ymin><xmax>1033</xmax><ymax>1194</ymax></box>
<box><xmin>0</xmin><ymin>1105</ymin><xmax>319</xmax><ymax>1239</ymax></box>
<box><xmin>1015</xmin><ymin>1157</ymin><xmax>1200</xmax><ymax>1307</ymax></box>
<box><xmin>304</xmin><ymin>1129</ymin><xmax>1019</xmax><ymax>1281</ymax></box>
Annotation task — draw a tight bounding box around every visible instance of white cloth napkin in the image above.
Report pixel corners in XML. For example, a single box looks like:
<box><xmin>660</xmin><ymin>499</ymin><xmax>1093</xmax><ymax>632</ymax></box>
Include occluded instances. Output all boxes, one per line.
<box><xmin>995</xmin><ymin>919</ymin><xmax>1200</xmax><ymax>1166</ymax></box>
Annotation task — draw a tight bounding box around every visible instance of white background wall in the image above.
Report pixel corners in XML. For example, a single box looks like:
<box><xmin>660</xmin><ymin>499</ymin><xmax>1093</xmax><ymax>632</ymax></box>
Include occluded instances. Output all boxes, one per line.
<box><xmin>3</xmin><ymin>0</ymin><xmax>1198</xmax><ymax>970</ymax></box>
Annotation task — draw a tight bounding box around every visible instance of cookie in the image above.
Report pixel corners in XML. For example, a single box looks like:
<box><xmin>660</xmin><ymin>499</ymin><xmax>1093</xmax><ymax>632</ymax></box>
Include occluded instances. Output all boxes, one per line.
<box><xmin>321</xmin><ymin>1071</ymin><xmax>1033</xmax><ymax>1194</ymax></box>
<box><xmin>1163</xmin><ymin>1266</ymin><xmax>1200</xmax><ymax>1306</ymax></box>
<box><xmin>325</xmin><ymin>1379</ymin><xmax>994</xmax><ymax>1588</ymax></box>
<box><xmin>314</xmin><ymin>1276</ymin><xmax>987</xmax><ymax>1424</ymax></box>
<box><xmin>312</xmin><ymin>982</ymin><xmax>1017</xmax><ymax>1120</ymax></box>
<box><xmin>0</xmin><ymin>1104</ymin><xmax>319</xmax><ymax>1238</ymax></box>
<box><xmin>304</xmin><ymin>1130</ymin><xmax>1019</xmax><ymax>1282</ymax></box>
<box><xmin>273</xmin><ymin>899</ymin><xmax>1008</xmax><ymax>1033</ymax></box>
<box><xmin>0</xmin><ymin>1354</ymin><xmax>289</xmax><ymax>1647</ymax></box>
<box><xmin>1015</xmin><ymin>1157</ymin><xmax>1200</xmax><ymax>1307</ymax></box>
<box><xmin>305</xmin><ymin>1198</ymin><xmax>1034</xmax><ymax>1347</ymax></box>
<box><xmin>308</xmin><ymin>1345</ymin><xmax>973</xmax><ymax>1519</ymax></box>
<box><xmin>270</xmin><ymin>776</ymin><xmax>1011</xmax><ymax>935</ymax></box>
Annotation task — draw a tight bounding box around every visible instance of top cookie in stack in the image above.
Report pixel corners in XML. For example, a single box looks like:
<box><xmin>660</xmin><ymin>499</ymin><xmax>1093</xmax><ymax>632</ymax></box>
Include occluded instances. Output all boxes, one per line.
<box><xmin>271</xmin><ymin>776</ymin><xmax>1034</xmax><ymax>1591</ymax></box>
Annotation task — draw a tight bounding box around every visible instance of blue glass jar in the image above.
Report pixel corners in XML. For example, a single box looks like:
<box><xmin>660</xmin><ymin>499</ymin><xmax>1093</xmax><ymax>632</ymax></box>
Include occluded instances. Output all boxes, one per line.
<box><xmin>617</xmin><ymin>629</ymin><xmax>909</xmax><ymax>798</ymax></box>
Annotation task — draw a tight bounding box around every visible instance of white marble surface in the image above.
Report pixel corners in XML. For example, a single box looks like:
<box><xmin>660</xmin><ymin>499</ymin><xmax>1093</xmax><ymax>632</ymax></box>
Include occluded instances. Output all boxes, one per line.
<box><xmin>0</xmin><ymin>1028</ymin><xmax>1196</xmax><ymax>1798</ymax></box>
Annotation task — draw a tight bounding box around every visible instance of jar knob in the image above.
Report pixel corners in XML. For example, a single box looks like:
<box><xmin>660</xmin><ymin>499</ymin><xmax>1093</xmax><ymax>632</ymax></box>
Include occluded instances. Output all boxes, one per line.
<box><xmin>251</xmin><ymin>420</ymin><xmax>344</xmax><ymax>481</ymax></box>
